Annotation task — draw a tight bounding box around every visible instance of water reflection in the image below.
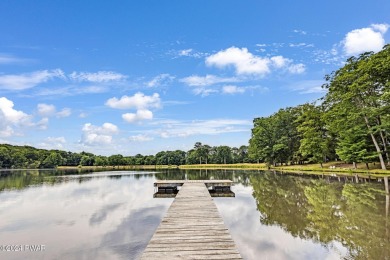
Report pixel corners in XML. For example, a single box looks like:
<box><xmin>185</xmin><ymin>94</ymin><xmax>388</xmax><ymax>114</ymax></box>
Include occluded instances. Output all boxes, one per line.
<box><xmin>0</xmin><ymin>171</ymin><xmax>172</xmax><ymax>260</ymax></box>
<box><xmin>215</xmin><ymin>171</ymin><xmax>390</xmax><ymax>259</ymax></box>
<box><xmin>0</xmin><ymin>169</ymin><xmax>389</xmax><ymax>260</ymax></box>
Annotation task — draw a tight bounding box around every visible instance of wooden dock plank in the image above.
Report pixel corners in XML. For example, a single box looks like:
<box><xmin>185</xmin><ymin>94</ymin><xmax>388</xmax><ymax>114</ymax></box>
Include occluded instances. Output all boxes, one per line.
<box><xmin>141</xmin><ymin>182</ymin><xmax>242</xmax><ymax>259</ymax></box>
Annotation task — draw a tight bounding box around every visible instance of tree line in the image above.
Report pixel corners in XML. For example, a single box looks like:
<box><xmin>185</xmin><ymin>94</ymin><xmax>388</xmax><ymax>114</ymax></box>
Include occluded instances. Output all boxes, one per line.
<box><xmin>249</xmin><ymin>45</ymin><xmax>390</xmax><ymax>170</ymax></box>
<box><xmin>0</xmin><ymin>142</ymin><xmax>251</xmax><ymax>169</ymax></box>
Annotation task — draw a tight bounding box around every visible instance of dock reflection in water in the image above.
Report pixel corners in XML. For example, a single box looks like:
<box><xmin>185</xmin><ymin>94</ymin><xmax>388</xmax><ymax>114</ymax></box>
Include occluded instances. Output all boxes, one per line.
<box><xmin>153</xmin><ymin>180</ymin><xmax>236</xmax><ymax>198</ymax></box>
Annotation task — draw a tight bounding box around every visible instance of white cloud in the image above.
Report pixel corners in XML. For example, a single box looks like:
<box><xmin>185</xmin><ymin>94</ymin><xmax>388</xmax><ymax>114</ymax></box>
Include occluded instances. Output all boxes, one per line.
<box><xmin>35</xmin><ymin>85</ymin><xmax>108</xmax><ymax>97</ymax></box>
<box><xmin>288</xmin><ymin>63</ymin><xmax>306</xmax><ymax>74</ymax></box>
<box><xmin>0</xmin><ymin>97</ymin><xmax>30</xmax><ymax>124</ymax></box>
<box><xmin>170</xmin><ymin>48</ymin><xmax>207</xmax><ymax>59</ymax></box>
<box><xmin>270</xmin><ymin>56</ymin><xmax>305</xmax><ymax>74</ymax></box>
<box><xmin>122</xmin><ymin>109</ymin><xmax>153</xmax><ymax>123</ymax></box>
<box><xmin>36</xmin><ymin>117</ymin><xmax>49</xmax><ymax>130</ymax></box>
<box><xmin>222</xmin><ymin>85</ymin><xmax>245</xmax><ymax>94</ymax></box>
<box><xmin>106</xmin><ymin>92</ymin><xmax>161</xmax><ymax>110</ymax></box>
<box><xmin>289</xmin><ymin>43</ymin><xmax>314</xmax><ymax>48</ymax></box>
<box><xmin>180</xmin><ymin>74</ymin><xmax>239</xmax><ymax>87</ymax></box>
<box><xmin>270</xmin><ymin>56</ymin><xmax>291</xmax><ymax>68</ymax></box>
<box><xmin>37</xmin><ymin>103</ymin><xmax>56</xmax><ymax>117</ymax></box>
<box><xmin>0</xmin><ymin>97</ymin><xmax>36</xmax><ymax>137</ymax></box>
<box><xmin>129</xmin><ymin>134</ymin><xmax>154</xmax><ymax>142</ymax></box>
<box><xmin>39</xmin><ymin>136</ymin><xmax>66</xmax><ymax>149</ymax></box>
<box><xmin>0</xmin><ymin>54</ymin><xmax>31</xmax><ymax>64</ymax></box>
<box><xmin>179</xmin><ymin>49</ymin><xmax>193</xmax><ymax>56</ymax></box>
<box><xmin>0</xmin><ymin>125</ymin><xmax>14</xmax><ymax>137</ymax></box>
<box><xmin>343</xmin><ymin>23</ymin><xmax>389</xmax><ymax>56</ymax></box>
<box><xmin>371</xmin><ymin>23</ymin><xmax>389</xmax><ymax>34</ymax></box>
<box><xmin>205</xmin><ymin>47</ymin><xmax>305</xmax><ymax>76</ymax></box>
<box><xmin>107</xmin><ymin>93</ymin><xmax>160</xmax><ymax>123</ymax></box>
<box><xmin>79</xmin><ymin>112</ymin><xmax>88</xmax><ymax>118</ymax></box>
<box><xmin>56</xmin><ymin>108</ymin><xmax>71</xmax><ymax>118</ymax></box>
<box><xmin>206</xmin><ymin>47</ymin><xmax>271</xmax><ymax>75</ymax></box>
<box><xmin>37</xmin><ymin>104</ymin><xmax>71</xmax><ymax>118</ymax></box>
<box><xmin>192</xmin><ymin>87</ymin><xmax>218</xmax><ymax>97</ymax></box>
<box><xmin>0</xmin><ymin>69</ymin><xmax>64</xmax><ymax>90</ymax></box>
<box><xmin>293</xmin><ymin>29</ymin><xmax>307</xmax><ymax>35</ymax></box>
<box><xmin>81</xmin><ymin>122</ymin><xmax>118</xmax><ymax>146</ymax></box>
<box><xmin>146</xmin><ymin>74</ymin><xmax>175</xmax><ymax>87</ymax></box>
<box><xmin>155</xmin><ymin>119</ymin><xmax>252</xmax><ymax>138</ymax></box>
<box><xmin>289</xmin><ymin>80</ymin><xmax>326</xmax><ymax>94</ymax></box>
<box><xmin>69</xmin><ymin>71</ymin><xmax>126</xmax><ymax>82</ymax></box>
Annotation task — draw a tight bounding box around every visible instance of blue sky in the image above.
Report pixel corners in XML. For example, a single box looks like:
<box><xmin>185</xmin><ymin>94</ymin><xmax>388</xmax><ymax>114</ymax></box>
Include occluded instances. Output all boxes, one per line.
<box><xmin>0</xmin><ymin>0</ymin><xmax>389</xmax><ymax>156</ymax></box>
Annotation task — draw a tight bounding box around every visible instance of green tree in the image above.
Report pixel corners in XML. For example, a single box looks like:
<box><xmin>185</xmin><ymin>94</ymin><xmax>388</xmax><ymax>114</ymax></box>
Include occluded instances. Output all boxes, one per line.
<box><xmin>0</xmin><ymin>146</ymin><xmax>12</xmax><ymax>168</ymax></box>
<box><xmin>296</xmin><ymin>104</ymin><xmax>334</xmax><ymax>167</ymax></box>
<box><xmin>94</xmin><ymin>156</ymin><xmax>108</xmax><ymax>166</ymax></box>
<box><xmin>108</xmin><ymin>154</ymin><xmax>125</xmax><ymax>166</ymax></box>
<box><xmin>193</xmin><ymin>142</ymin><xmax>210</xmax><ymax>164</ymax></box>
<box><xmin>249</xmin><ymin>107</ymin><xmax>300</xmax><ymax>166</ymax></box>
<box><xmin>336</xmin><ymin>124</ymin><xmax>377</xmax><ymax>168</ymax></box>
<box><xmin>41</xmin><ymin>152</ymin><xmax>63</xmax><ymax>168</ymax></box>
<box><xmin>323</xmin><ymin>45</ymin><xmax>390</xmax><ymax>169</ymax></box>
<box><xmin>214</xmin><ymin>146</ymin><xmax>232</xmax><ymax>164</ymax></box>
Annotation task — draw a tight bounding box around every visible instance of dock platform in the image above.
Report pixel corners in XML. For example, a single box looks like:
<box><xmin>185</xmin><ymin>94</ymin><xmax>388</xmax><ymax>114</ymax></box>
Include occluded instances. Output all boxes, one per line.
<box><xmin>154</xmin><ymin>179</ymin><xmax>234</xmax><ymax>188</ymax></box>
<box><xmin>141</xmin><ymin>181</ymin><xmax>242</xmax><ymax>259</ymax></box>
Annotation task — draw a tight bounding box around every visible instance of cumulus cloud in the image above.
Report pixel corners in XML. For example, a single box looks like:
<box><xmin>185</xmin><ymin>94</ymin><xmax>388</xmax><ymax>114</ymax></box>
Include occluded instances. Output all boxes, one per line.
<box><xmin>106</xmin><ymin>92</ymin><xmax>161</xmax><ymax>123</ymax></box>
<box><xmin>222</xmin><ymin>85</ymin><xmax>245</xmax><ymax>94</ymax></box>
<box><xmin>37</xmin><ymin>103</ymin><xmax>71</xmax><ymax>118</ymax></box>
<box><xmin>270</xmin><ymin>56</ymin><xmax>291</xmax><ymax>68</ymax></box>
<box><xmin>0</xmin><ymin>97</ymin><xmax>30</xmax><ymax>125</ymax></box>
<box><xmin>106</xmin><ymin>92</ymin><xmax>161</xmax><ymax>110</ymax></box>
<box><xmin>343</xmin><ymin>23</ymin><xmax>389</xmax><ymax>56</ymax></box>
<box><xmin>0</xmin><ymin>69</ymin><xmax>64</xmax><ymax>91</ymax></box>
<box><xmin>206</xmin><ymin>47</ymin><xmax>271</xmax><ymax>75</ymax></box>
<box><xmin>180</xmin><ymin>74</ymin><xmax>239</xmax><ymax>87</ymax></box>
<box><xmin>288</xmin><ymin>63</ymin><xmax>306</xmax><ymax>74</ymax></box>
<box><xmin>0</xmin><ymin>97</ymin><xmax>36</xmax><ymax>137</ymax></box>
<box><xmin>122</xmin><ymin>109</ymin><xmax>153</xmax><ymax>123</ymax></box>
<box><xmin>205</xmin><ymin>47</ymin><xmax>305</xmax><ymax>75</ymax></box>
<box><xmin>37</xmin><ymin>103</ymin><xmax>56</xmax><ymax>117</ymax></box>
<box><xmin>81</xmin><ymin>122</ymin><xmax>119</xmax><ymax>146</ymax></box>
<box><xmin>69</xmin><ymin>71</ymin><xmax>127</xmax><ymax>82</ymax></box>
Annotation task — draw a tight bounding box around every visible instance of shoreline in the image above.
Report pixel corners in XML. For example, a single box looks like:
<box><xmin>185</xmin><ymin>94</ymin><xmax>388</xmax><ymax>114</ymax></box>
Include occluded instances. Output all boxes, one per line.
<box><xmin>1</xmin><ymin>162</ymin><xmax>388</xmax><ymax>177</ymax></box>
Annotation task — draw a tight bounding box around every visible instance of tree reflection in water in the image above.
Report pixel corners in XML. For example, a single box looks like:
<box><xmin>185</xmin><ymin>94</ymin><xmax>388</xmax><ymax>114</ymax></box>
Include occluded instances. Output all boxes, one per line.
<box><xmin>250</xmin><ymin>172</ymin><xmax>390</xmax><ymax>260</ymax></box>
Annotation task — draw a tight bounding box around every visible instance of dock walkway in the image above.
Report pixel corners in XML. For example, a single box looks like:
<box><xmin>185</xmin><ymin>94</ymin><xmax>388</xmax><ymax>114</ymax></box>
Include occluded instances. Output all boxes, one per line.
<box><xmin>141</xmin><ymin>182</ymin><xmax>242</xmax><ymax>259</ymax></box>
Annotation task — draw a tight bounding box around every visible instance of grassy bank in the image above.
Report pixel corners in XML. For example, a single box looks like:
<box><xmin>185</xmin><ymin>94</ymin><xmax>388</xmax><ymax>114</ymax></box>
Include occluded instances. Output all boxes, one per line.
<box><xmin>57</xmin><ymin>165</ymin><xmax>179</xmax><ymax>171</ymax></box>
<box><xmin>273</xmin><ymin>162</ymin><xmax>389</xmax><ymax>176</ymax></box>
<box><xmin>180</xmin><ymin>162</ymin><xmax>389</xmax><ymax>176</ymax></box>
<box><xmin>179</xmin><ymin>163</ymin><xmax>267</xmax><ymax>170</ymax></box>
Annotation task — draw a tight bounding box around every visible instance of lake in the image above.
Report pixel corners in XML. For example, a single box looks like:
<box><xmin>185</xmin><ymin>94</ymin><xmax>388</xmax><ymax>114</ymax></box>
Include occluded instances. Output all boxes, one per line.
<box><xmin>0</xmin><ymin>169</ymin><xmax>389</xmax><ymax>259</ymax></box>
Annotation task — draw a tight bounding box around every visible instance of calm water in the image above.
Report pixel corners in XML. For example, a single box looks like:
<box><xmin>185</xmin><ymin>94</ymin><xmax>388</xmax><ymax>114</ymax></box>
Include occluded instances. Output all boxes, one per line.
<box><xmin>0</xmin><ymin>169</ymin><xmax>389</xmax><ymax>260</ymax></box>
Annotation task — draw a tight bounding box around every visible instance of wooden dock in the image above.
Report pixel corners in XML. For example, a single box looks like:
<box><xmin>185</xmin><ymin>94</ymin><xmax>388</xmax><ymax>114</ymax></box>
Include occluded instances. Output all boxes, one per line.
<box><xmin>154</xmin><ymin>179</ymin><xmax>234</xmax><ymax>188</ymax></box>
<box><xmin>141</xmin><ymin>181</ymin><xmax>242</xmax><ymax>260</ymax></box>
